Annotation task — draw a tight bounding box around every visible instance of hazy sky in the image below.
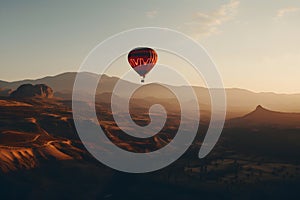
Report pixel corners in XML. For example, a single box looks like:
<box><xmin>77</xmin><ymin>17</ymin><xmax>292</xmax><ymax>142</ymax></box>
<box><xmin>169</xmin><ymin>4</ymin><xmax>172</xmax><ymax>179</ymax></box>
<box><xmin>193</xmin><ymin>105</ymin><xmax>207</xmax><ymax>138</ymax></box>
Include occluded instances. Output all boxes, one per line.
<box><xmin>1</xmin><ymin>0</ymin><xmax>300</xmax><ymax>93</ymax></box>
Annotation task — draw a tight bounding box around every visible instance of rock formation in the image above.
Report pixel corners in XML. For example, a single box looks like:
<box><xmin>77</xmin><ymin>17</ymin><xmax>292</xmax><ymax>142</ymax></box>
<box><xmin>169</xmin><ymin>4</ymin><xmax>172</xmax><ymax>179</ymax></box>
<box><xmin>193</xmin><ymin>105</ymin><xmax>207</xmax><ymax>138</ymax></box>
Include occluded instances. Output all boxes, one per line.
<box><xmin>10</xmin><ymin>84</ymin><xmax>54</xmax><ymax>98</ymax></box>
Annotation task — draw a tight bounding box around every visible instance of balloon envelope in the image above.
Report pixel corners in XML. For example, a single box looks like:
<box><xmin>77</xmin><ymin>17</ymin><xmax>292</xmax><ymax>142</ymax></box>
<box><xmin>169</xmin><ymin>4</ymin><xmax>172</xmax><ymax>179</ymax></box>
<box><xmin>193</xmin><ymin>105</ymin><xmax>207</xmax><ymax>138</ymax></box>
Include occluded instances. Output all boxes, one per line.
<box><xmin>128</xmin><ymin>47</ymin><xmax>158</xmax><ymax>78</ymax></box>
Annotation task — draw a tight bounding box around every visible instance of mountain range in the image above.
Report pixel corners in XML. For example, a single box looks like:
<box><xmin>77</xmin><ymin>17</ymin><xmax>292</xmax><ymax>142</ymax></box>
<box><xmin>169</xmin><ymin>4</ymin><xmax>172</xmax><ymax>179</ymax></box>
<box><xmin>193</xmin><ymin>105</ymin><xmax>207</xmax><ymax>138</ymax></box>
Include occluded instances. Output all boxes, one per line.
<box><xmin>1</xmin><ymin>72</ymin><xmax>300</xmax><ymax>118</ymax></box>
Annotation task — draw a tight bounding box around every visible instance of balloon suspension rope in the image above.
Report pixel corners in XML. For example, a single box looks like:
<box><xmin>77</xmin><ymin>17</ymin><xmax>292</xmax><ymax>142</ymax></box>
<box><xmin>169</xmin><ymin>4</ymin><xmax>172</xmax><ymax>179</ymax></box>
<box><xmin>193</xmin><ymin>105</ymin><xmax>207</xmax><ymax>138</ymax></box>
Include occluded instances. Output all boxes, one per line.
<box><xmin>141</xmin><ymin>76</ymin><xmax>145</xmax><ymax>83</ymax></box>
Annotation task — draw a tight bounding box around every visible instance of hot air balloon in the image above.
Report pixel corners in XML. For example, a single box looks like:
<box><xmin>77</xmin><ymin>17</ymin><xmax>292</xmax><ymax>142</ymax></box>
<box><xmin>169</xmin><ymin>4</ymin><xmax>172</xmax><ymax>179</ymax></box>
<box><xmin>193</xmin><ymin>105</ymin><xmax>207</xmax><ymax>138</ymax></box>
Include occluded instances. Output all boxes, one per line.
<box><xmin>128</xmin><ymin>47</ymin><xmax>158</xmax><ymax>83</ymax></box>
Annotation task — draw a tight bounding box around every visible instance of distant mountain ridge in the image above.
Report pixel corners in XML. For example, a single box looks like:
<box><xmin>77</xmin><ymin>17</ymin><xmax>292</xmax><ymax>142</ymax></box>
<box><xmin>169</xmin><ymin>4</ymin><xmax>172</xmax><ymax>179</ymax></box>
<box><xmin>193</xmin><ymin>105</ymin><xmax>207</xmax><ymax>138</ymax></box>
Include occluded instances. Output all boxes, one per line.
<box><xmin>1</xmin><ymin>72</ymin><xmax>300</xmax><ymax>118</ymax></box>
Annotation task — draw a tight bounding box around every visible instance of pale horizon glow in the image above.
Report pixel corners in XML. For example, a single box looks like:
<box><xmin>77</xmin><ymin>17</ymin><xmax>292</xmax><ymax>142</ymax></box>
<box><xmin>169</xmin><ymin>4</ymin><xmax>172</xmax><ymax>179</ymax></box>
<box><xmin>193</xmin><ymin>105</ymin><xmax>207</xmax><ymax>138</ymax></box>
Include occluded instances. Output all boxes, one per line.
<box><xmin>1</xmin><ymin>0</ymin><xmax>300</xmax><ymax>93</ymax></box>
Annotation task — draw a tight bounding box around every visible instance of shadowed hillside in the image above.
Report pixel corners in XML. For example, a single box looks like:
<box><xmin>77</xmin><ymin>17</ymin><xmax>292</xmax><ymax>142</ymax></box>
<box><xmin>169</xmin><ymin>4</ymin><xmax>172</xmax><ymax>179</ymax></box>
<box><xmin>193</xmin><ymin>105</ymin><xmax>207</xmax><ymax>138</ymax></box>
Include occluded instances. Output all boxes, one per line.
<box><xmin>227</xmin><ymin>105</ymin><xmax>300</xmax><ymax>128</ymax></box>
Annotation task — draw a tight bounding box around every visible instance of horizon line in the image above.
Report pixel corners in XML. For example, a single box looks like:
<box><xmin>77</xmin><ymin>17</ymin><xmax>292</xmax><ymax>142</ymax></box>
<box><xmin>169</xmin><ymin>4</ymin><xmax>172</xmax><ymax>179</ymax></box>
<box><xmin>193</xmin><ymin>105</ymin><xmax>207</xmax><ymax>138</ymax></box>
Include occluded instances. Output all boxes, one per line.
<box><xmin>1</xmin><ymin>71</ymin><xmax>300</xmax><ymax>96</ymax></box>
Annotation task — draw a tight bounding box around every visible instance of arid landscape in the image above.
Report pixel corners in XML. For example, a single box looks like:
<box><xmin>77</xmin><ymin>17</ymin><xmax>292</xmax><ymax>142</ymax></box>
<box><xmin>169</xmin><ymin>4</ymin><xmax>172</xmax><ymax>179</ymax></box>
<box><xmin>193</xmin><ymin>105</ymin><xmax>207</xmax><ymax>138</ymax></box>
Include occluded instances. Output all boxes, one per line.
<box><xmin>0</xmin><ymin>73</ymin><xmax>299</xmax><ymax>199</ymax></box>
<box><xmin>2</xmin><ymin>0</ymin><xmax>300</xmax><ymax>199</ymax></box>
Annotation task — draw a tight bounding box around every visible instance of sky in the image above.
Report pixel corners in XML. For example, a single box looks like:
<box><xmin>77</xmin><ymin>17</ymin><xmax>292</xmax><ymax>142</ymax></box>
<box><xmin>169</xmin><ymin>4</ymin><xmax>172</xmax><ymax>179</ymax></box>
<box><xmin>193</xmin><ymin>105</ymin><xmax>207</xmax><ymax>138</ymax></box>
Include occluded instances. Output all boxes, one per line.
<box><xmin>1</xmin><ymin>0</ymin><xmax>300</xmax><ymax>93</ymax></box>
